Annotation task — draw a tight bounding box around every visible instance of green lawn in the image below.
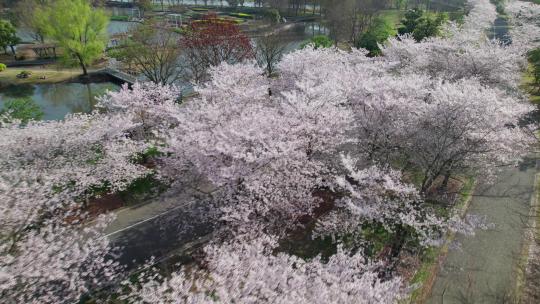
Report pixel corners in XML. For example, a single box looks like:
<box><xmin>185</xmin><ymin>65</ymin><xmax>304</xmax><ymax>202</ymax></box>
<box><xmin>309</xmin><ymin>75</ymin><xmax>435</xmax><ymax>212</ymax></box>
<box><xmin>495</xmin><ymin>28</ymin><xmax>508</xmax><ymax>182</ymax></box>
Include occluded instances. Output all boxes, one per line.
<box><xmin>0</xmin><ymin>67</ymin><xmax>81</xmax><ymax>86</ymax></box>
<box><xmin>521</xmin><ymin>65</ymin><xmax>540</xmax><ymax>104</ymax></box>
<box><xmin>379</xmin><ymin>9</ymin><xmax>404</xmax><ymax>27</ymax></box>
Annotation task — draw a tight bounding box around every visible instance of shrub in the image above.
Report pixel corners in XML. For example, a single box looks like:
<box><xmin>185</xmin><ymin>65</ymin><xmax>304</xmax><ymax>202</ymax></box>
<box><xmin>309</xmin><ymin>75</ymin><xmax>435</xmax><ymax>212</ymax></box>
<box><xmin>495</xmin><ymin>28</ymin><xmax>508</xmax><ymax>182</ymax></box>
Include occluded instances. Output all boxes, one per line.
<box><xmin>301</xmin><ymin>35</ymin><xmax>334</xmax><ymax>49</ymax></box>
<box><xmin>528</xmin><ymin>48</ymin><xmax>540</xmax><ymax>92</ymax></box>
<box><xmin>490</xmin><ymin>0</ymin><xmax>506</xmax><ymax>15</ymax></box>
<box><xmin>398</xmin><ymin>9</ymin><xmax>448</xmax><ymax>42</ymax></box>
<box><xmin>0</xmin><ymin>63</ymin><xmax>6</xmax><ymax>72</ymax></box>
<box><xmin>264</xmin><ymin>9</ymin><xmax>281</xmax><ymax>24</ymax></box>
<box><xmin>16</xmin><ymin>70</ymin><xmax>32</xmax><ymax>78</ymax></box>
<box><xmin>356</xmin><ymin>17</ymin><xmax>396</xmax><ymax>57</ymax></box>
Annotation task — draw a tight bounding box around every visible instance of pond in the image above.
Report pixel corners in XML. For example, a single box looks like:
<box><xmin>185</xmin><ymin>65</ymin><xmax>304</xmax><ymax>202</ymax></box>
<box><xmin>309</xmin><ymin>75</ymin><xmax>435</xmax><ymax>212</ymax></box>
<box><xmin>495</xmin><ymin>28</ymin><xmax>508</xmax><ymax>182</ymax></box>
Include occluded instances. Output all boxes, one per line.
<box><xmin>488</xmin><ymin>16</ymin><xmax>512</xmax><ymax>44</ymax></box>
<box><xmin>0</xmin><ymin>82</ymin><xmax>120</xmax><ymax>121</ymax></box>
<box><xmin>16</xmin><ymin>20</ymin><xmax>137</xmax><ymax>42</ymax></box>
<box><xmin>108</xmin><ymin>20</ymin><xmax>138</xmax><ymax>35</ymax></box>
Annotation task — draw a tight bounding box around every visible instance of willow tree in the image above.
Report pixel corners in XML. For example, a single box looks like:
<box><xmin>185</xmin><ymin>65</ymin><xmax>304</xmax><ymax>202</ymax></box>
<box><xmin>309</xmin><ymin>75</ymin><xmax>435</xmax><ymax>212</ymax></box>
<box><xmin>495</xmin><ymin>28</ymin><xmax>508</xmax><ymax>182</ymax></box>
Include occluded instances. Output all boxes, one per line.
<box><xmin>37</xmin><ymin>0</ymin><xmax>108</xmax><ymax>75</ymax></box>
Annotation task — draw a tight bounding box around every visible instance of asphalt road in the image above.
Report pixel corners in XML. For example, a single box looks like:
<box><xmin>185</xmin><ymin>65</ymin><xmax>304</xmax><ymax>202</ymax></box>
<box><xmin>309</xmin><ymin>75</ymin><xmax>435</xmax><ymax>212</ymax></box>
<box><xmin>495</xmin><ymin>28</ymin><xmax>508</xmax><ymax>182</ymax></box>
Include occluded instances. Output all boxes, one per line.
<box><xmin>103</xmin><ymin>175</ymin><xmax>218</xmax><ymax>270</ymax></box>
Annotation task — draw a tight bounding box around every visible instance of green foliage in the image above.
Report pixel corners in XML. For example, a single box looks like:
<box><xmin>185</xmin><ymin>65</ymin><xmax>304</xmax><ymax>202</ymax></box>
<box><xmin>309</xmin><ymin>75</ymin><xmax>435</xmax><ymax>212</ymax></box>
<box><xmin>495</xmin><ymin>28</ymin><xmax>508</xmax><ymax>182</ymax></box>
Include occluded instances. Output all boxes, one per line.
<box><xmin>131</xmin><ymin>146</ymin><xmax>163</xmax><ymax>165</ymax></box>
<box><xmin>264</xmin><ymin>9</ymin><xmax>281</xmax><ymax>24</ymax></box>
<box><xmin>490</xmin><ymin>0</ymin><xmax>506</xmax><ymax>15</ymax></box>
<box><xmin>135</xmin><ymin>0</ymin><xmax>153</xmax><ymax>12</ymax></box>
<box><xmin>229</xmin><ymin>12</ymin><xmax>253</xmax><ymax>19</ymax></box>
<box><xmin>448</xmin><ymin>10</ymin><xmax>466</xmax><ymax>24</ymax></box>
<box><xmin>85</xmin><ymin>144</ymin><xmax>105</xmax><ymax>165</ymax></box>
<box><xmin>410</xmin><ymin>246</ymin><xmax>438</xmax><ymax>284</ymax></box>
<box><xmin>528</xmin><ymin>48</ymin><xmax>540</xmax><ymax>92</ymax></box>
<box><xmin>355</xmin><ymin>222</ymin><xmax>393</xmax><ymax>257</ymax></box>
<box><xmin>36</xmin><ymin>0</ymin><xmax>109</xmax><ymax>75</ymax></box>
<box><xmin>393</xmin><ymin>0</ymin><xmax>409</xmax><ymax>10</ymax></box>
<box><xmin>301</xmin><ymin>35</ymin><xmax>334</xmax><ymax>49</ymax></box>
<box><xmin>398</xmin><ymin>9</ymin><xmax>448</xmax><ymax>42</ymax></box>
<box><xmin>0</xmin><ymin>97</ymin><xmax>44</xmax><ymax>123</ymax></box>
<box><xmin>398</xmin><ymin>8</ymin><xmax>423</xmax><ymax>35</ymax></box>
<box><xmin>528</xmin><ymin>48</ymin><xmax>540</xmax><ymax>63</ymax></box>
<box><xmin>278</xmin><ymin>232</ymin><xmax>338</xmax><ymax>261</ymax></box>
<box><xmin>356</xmin><ymin>17</ymin><xmax>396</xmax><ymax>56</ymax></box>
<box><xmin>106</xmin><ymin>47</ymin><xmax>127</xmax><ymax>61</ymax></box>
<box><xmin>110</xmin><ymin>15</ymin><xmax>129</xmax><ymax>21</ymax></box>
<box><xmin>119</xmin><ymin>174</ymin><xmax>168</xmax><ymax>204</ymax></box>
<box><xmin>412</xmin><ymin>14</ymin><xmax>448</xmax><ymax>42</ymax></box>
<box><xmin>0</xmin><ymin>63</ymin><xmax>6</xmax><ymax>72</ymax></box>
<box><xmin>16</xmin><ymin>70</ymin><xmax>32</xmax><ymax>78</ymax></box>
<box><xmin>0</xmin><ymin>19</ymin><xmax>20</xmax><ymax>53</ymax></box>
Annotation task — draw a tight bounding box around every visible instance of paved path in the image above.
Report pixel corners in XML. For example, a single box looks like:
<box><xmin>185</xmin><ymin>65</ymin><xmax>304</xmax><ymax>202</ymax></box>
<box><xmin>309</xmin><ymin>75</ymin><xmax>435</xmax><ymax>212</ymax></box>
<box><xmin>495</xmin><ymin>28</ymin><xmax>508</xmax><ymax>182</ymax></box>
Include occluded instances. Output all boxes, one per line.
<box><xmin>104</xmin><ymin>179</ymin><xmax>217</xmax><ymax>269</ymax></box>
<box><xmin>427</xmin><ymin>157</ymin><xmax>538</xmax><ymax>304</ymax></box>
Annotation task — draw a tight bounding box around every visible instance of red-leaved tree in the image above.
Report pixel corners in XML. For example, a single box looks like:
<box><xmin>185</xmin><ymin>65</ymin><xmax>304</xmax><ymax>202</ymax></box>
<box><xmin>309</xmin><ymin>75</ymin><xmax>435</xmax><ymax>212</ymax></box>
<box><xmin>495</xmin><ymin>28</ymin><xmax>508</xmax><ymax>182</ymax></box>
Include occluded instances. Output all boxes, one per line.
<box><xmin>182</xmin><ymin>13</ymin><xmax>254</xmax><ymax>83</ymax></box>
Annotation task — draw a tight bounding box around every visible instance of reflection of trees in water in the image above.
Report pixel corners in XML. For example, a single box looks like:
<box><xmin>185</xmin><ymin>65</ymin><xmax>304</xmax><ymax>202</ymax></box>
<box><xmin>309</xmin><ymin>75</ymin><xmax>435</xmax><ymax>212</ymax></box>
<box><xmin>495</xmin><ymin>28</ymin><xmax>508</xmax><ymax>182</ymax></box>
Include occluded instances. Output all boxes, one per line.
<box><xmin>1</xmin><ymin>84</ymin><xmax>35</xmax><ymax>99</ymax></box>
<box><xmin>39</xmin><ymin>83</ymin><xmax>119</xmax><ymax>115</ymax></box>
<box><xmin>1</xmin><ymin>83</ymin><xmax>119</xmax><ymax>120</ymax></box>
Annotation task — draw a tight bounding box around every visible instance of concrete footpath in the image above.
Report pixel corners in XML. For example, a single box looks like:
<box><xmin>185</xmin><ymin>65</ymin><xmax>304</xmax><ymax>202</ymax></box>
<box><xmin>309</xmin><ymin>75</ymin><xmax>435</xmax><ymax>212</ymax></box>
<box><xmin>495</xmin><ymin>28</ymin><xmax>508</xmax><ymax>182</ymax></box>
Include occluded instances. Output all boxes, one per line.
<box><xmin>427</xmin><ymin>157</ymin><xmax>538</xmax><ymax>303</ymax></box>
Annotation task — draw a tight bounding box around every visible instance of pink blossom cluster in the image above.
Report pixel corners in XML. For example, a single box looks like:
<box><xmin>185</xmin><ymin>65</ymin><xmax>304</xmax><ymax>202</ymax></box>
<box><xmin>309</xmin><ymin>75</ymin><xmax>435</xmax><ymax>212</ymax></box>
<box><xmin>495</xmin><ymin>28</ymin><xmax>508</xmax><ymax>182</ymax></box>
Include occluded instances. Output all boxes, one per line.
<box><xmin>122</xmin><ymin>236</ymin><xmax>403</xmax><ymax>304</ymax></box>
<box><xmin>3</xmin><ymin>0</ymin><xmax>540</xmax><ymax>302</ymax></box>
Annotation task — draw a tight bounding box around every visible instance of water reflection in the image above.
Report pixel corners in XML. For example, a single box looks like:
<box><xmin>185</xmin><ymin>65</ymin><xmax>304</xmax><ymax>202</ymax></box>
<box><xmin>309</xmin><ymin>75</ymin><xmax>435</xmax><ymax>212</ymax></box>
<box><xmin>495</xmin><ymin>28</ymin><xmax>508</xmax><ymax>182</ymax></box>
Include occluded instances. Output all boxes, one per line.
<box><xmin>488</xmin><ymin>17</ymin><xmax>512</xmax><ymax>45</ymax></box>
<box><xmin>108</xmin><ymin>21</ymin><xmax>138</xmax><ymax>35</ymax></box>
<box><xmin>1</xmin><ymin>84</ymin><xmax>36</xmax><ymax>99</ymax></box>
<box><xmin>0</xmin><ymin>82</ymin><xmax>120</xmax><ymax>121</ymax></box>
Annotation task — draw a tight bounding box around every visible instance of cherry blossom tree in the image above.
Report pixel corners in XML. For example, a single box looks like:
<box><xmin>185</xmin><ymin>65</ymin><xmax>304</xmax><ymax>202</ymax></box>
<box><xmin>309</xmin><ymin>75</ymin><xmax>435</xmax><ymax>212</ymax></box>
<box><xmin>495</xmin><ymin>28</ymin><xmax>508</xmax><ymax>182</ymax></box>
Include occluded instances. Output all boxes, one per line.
<box><xmin>0</xmin><ymin>211</ymin><xmax>121</xmax><ymax>303</ymax></box>
<box><xmin>273</xmin><ymin>45</ymin><xmax>533</xmax><ymax>196</ymax></box>
<box><xmin>0</xmin><ymin>113</ymin><xmax>152</xmax><ymax>199</ymax></box>
<box><xmin>98</xmin><ymin>82</ymin><xmax>183</xmax><ymax>138</ymax></box>
<box><xmin>404</xmin><ymin>80</ymin><xmax>532</xmax><ymax>192</ymax></box>
<box><xmin>0</xmin><ymin>113</ymin><xmax>150</xmax><ymax>303</ymax></box>
<box><xmin>123</xmin><ymin>235</ymin><xmax>404</xmax><ymax>304</ymax></box>
<box><xmin>314</xmin><ymin>155</ymin><xmax>440</xmax><ymax>241</ymax></box>
<box><xmin>2</xmin><ymin>1</ymin><xmax>537</xmax><ymax>302</ymax></box>
<box><xmin>383</xmin><ymin>34</ymin><xmax>526</xmax><ymax>90</ymax></box>
<box><xmin>506</xmin><ymin>0</ymin><xmax>540</xmax><ymax>48</ymax></box>
<box><xmin>163</xmin><ymin>61</ymin><xmax>355</xmax><ymax>236</ymax></box>
<box><xmin>383</xmin><ymin>0</ymin><xmax>528</xmax><ymax>91</ymax></box>
<box><xmin>0</xmin><ymin>166</ymin><xmax>123</xmax><ymax>303</ymax></box>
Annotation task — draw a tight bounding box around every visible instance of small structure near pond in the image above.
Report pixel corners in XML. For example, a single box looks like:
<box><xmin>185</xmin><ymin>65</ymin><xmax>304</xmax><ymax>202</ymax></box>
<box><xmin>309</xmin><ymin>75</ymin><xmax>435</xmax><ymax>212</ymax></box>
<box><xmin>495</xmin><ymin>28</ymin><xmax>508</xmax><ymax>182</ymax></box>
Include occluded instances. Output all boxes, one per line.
<box><xmin>27</xmin><ymin>44</ymin><xmax>58</xmax><ymax>59</ymax></box>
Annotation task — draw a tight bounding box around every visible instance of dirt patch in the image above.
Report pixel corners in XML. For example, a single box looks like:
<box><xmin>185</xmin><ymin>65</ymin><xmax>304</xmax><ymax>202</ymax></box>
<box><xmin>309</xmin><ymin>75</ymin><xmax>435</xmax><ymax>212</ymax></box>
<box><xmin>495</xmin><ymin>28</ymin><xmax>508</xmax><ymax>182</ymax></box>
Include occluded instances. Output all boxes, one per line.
<box><xmin>85</xmin><ymin>193</ymin><xmax>126</xmax><ymax>218</ymax></box>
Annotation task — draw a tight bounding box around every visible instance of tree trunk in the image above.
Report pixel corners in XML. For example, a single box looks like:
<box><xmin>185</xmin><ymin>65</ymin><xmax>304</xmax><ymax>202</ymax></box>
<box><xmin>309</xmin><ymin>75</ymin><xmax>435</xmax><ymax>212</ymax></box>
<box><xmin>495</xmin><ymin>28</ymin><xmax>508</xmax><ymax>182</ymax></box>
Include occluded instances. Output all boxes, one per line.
<box><xmin>9</xmin><ymin>45</ymin><xmax>15</xmax><ymax>55</ymax></box>
<box><xmin>421</xmin><ymin>173</ymin><xmax>433</xmax><ymax>194</ymax></box>
<box><xmin>76</xmin><ymin>53</ymin><xmax>88</xmax><ymax>76</ymax></box>
<box><xmin>384</xmin><ymin>225</ymin><xmax>407</xmax><ymax>278</ymax></box>
<box><xmin>439</xmin><ymin>171</ymin><xmax>451</xmax><ymax>192</ymax></box>
<box><xmin>81</xmin><ymin>63</ymin><xmax>88</xmax><ymax>76</ymax></box>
